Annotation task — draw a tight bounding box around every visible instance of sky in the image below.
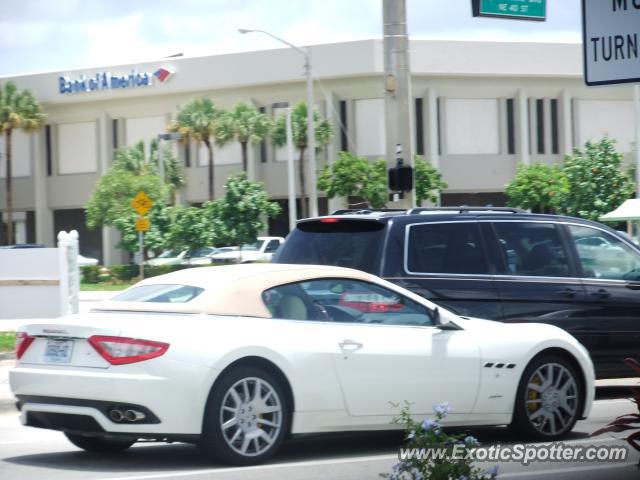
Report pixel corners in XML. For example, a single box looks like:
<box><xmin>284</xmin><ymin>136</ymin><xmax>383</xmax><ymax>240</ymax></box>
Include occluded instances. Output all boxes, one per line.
<box><xmin>0</xmin><ymin>0</ymin><xmax>583</xmax><ymax>77</ymax></box>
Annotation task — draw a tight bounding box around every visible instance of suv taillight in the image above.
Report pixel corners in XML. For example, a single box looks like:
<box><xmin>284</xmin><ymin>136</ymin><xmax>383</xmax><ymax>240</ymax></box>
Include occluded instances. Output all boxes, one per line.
<box><xmin>15</xmin><ymin>332</ymin><xmax>35</xmax><ymax>359</ymax></box>
<box><xmin>88</xmin><ymin>336</ymin><xmax>169</xmax><ymax>365</ymax></box>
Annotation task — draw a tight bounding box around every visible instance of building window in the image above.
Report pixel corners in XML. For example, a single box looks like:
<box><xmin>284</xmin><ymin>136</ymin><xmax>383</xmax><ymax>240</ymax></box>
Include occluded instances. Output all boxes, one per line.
<box><xmin>45</xmin><ymin>125</ymin><xmax>52</xmax><ymax>176</ymax></box>
<box><xmin>550</xmin><ymin>99</ymin><xmax>559</xmax><ymax>154</ymax></box>
<box><xmin>536</xmin><ymin>99</ymin><xmax>545</xmax><ymax>154</ymax></box>
<box><xmin>112</xmin><ymin>119</ymin><xmax>118</xmax><ymax>149</ymax></box>
<box><xmin>339</xmin><ymin>100</ymin><xmax>348</xmax><ymax>152</ymax></box>
<box><xmin>415</xmin><ymin>98</ymin><xmax>424</xmax><ymax>156</ymax></box>
<box><xmin>259</xmin><ymin>107</ymin><xmax>268</xmax><ymax>163</ymax></box>
<box><xmin>506</xmin><ymin>98</ymin><xmax>516</xmax><ymax>155</ymax></box>
<box><xmin>437</xmin><ymin>97</ymin><xmax>442</xmax><ymax>156</ymax></box>
<box><xmin>184</xmin><ymin>143</ymin><xmax>191</xmax><ymax>167</ymax></box>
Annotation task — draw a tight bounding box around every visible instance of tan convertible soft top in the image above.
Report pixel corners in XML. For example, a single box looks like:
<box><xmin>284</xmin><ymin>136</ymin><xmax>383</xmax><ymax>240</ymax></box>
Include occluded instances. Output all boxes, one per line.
<box><xmin>93</xmin><ymin>263</ymin><xmax>380</xmax><ymax>318</ymax></box>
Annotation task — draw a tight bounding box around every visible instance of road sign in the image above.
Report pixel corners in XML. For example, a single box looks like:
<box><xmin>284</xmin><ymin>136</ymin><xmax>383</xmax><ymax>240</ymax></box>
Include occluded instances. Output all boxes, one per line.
<box><xmin>135</xmin><ymin>216</ymin><xmax>150</xmax><ymax>232</ymax></box>
<box><xmin>582</xmin><ymin>0</ymin><xmax>640</xmax><ymax>86</ymax></box>
<box><xmin>131</xmin><ymin>191</ymin><xmax>153</xmax><ymax>216</ymax></box>
<box><xmin>472</xmin><ymin>0</ymin><xmax>546</xmax><ymax>21</ymax></box>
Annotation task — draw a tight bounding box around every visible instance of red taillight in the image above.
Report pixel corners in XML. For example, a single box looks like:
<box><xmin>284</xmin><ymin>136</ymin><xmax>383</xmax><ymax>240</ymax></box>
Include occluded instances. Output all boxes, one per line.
<box><xmin>88</xmin><ymin>336</ymin><xmax>169</xmax><ymax>365</ymax></box>
<box><xmin>320</xmin><ymin>217</ymin><xmax>340</xmax><ymax>223</ymax></box>
<box><xmin>15</xmin><ymin>332</ymin><xmax>35</xmax><ymax>360</ymax></box>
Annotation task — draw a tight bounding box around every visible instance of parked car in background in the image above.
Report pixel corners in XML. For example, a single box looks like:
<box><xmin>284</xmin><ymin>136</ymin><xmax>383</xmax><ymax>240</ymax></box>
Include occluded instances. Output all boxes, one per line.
<box><xmin>210</xmin><ymin>237</ymin><xmax>284</xmax><ymax>264</ymax></box>
<box><xmin>77</xmin><ymin>254</ymin><xmax>99</xmax><ymax>267</ymax></box>
<box><xmin>145</xmin><ymin>249</ymin><xmax>187</xmax><ymax>267</ymax></box>
<box><xmin>180</xmin><ymin>247</ymin><xmax>225</xmax><ymax>266</ymax></box>
<box><xmin>274</xmin><ymin>207</ymin><xmax>640</xmax><ymax>379</ymax></box>
<box><xmin>10</xmin><ymin>264</ymin><xmax>594</xmax><ymax>465</ymax></box>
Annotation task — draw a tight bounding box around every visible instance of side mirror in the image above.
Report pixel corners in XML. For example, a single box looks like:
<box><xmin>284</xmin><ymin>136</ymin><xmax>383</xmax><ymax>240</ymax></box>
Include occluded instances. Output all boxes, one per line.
<box><xmin>434</xmin><ymin>307</ymin><xmax>458</xmax><ymax>330</ymax></box>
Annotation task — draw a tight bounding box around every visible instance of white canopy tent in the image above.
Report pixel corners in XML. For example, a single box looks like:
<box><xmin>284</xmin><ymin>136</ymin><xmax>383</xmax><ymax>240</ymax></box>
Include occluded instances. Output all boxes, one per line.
<box><xmin>599</xmin><ymin>199</ymin><xmax>640</xmax><ymax>238</ymax></box>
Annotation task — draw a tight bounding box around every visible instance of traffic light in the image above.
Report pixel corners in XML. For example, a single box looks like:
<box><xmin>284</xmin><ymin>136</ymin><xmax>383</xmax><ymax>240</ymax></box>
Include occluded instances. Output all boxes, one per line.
<box><xmin>388</xmin><ymin>160</ymin><xmax>413</xmax><ymax>192</ymax></box>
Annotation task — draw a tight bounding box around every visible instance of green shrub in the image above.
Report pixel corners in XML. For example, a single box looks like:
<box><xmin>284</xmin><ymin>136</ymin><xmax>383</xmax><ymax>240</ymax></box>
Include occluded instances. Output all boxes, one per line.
<box><xmin>110</xmin><ymin>264</ymin><xmax>139</xmax><ymax>281</ymax></box>
<box><xmin>81</xmin><ymin>266</ymin><xmax>101</xmax><ymax>284</ymax></box>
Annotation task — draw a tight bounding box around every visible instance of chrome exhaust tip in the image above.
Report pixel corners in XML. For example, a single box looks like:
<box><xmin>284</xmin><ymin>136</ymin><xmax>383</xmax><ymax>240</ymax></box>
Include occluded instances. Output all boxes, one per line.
<box><xmin>109</xmin><ymin>409</ymin><xmax>124</xmax><ymax>422</ymax></box>
<box><xmin>124</xmin><ymin>409</ymin><xmax>146</xmax><ymax>422</ymax></box>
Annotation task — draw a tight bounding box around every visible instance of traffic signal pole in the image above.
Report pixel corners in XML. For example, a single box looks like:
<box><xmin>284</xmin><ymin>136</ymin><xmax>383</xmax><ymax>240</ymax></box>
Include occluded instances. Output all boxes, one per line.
<box><xmin>383</xmin><ymin>0</ymin><xmax>415</xmax><ymax>209</ymax></box>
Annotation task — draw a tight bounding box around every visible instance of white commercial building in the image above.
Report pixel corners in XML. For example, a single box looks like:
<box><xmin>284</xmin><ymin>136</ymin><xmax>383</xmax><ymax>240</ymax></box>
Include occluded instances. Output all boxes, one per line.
<box><xmin>0</xmin><ymin>39</ymin><xmax>637</xmax><ymax>264</ymax></box>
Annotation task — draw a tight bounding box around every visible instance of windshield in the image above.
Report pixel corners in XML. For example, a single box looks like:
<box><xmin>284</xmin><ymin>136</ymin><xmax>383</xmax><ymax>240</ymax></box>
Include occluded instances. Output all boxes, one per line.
<box><xmin>241</xmin><ymin>240</ymin><xmax>265</xmax><ymax>251</ymax></box>
<box><xmin>113</xmin><ymin>284</ymin><xmax>204</xmax><ymax>303</ymax></box>
<box><xmin>273</xmin><ymin>220</ymin><xmax>385</xmax><ymax>274</ymax></box>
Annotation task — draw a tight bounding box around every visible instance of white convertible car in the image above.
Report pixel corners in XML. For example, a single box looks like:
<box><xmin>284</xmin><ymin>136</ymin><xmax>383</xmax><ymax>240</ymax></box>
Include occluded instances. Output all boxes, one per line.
<box><xmin>10</xmin><ymin>264</ymin><xmax>595</xmax><ymax>465</ymax></box>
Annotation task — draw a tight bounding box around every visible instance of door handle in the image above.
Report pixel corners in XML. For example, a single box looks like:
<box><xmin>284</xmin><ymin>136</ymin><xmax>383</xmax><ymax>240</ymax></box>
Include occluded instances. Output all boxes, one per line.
<box><xmin>555</xmin><ymin>288</ymin><xmax>578</xmax><ymax>298</ymax></box>
<box><xmin>339</xmin><ymin>339</ymin><xmax>363</xmax><ymax>350</ymax></box>
<box><xmin>590</xmin><ymin>289</ymin><xmax>610</xmax><ymax>299</ymax></box>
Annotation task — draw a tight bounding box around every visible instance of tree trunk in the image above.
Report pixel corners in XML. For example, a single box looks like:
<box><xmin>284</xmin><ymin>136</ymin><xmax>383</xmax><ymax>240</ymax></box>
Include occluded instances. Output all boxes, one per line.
<box><xmin>204</xmin><ymin>139</ymin><xmax>214</xmax><ymax>200</ymax></box>
<box><xmin>5</xmin><ymin>130</ymin><xmax>13</xmax><ymax>245</ymax></box>
<box><xmin>298</xmin><ymin>146</ymin><xmax>307</xmax><ymax>219</ymax></box>
<box><xmin>241</xmin><ymin>141</ymin><xmax>248</xmax><ymax>173</ymax></box>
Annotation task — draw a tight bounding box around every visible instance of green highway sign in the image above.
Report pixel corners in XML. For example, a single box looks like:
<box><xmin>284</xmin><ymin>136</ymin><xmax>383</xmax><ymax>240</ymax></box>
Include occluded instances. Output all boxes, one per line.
<box><xmin>472</xmin><ymin>0</ymin><xmax>546</xmax><ymax>21</ymax></box>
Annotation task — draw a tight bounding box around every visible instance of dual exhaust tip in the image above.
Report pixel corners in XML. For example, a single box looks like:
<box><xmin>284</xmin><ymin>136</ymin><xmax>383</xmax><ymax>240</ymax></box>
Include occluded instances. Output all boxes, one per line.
<box><xmin>109</xmin><ymin>408</ymin><xmax>146</xmax><ymax>423</ymax></box>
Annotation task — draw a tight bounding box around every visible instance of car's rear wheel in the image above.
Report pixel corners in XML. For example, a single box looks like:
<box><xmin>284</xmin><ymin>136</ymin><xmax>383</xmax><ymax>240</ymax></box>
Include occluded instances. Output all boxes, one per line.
<box><xmin>200</xmin><ymin>367</ymin><xmax>289</xmax><ymax>465</ymax></box>
<box><xmin>64</xmin><ymin>433</ymin><xmax>135</xmax><ymax>453</ymax></box>
<box><xmin>511</xmin><ymin>355</ymin><xmax>582</xmax><ymax>440</ymax></box>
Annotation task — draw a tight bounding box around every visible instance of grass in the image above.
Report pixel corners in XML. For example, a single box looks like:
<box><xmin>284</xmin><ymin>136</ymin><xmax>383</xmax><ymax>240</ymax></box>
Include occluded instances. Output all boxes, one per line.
<box><xmin>0</xmin><ymin>332</ymin><xmax>16</xmax><ymax>353</ymax></box>
<box><xmin>81</xmin><ymin>282</ymin><xmax>134</xmax><ymax>291</ymax></box>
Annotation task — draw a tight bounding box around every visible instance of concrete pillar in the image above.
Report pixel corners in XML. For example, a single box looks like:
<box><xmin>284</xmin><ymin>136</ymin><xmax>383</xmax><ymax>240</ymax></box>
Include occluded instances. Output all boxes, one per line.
<box><xmin>560</xmin><ymin>89</ymin><xmax>573</xmax><ymax>157</ymax></box>
<box><xmin>13</xmin><ymin>211</ymin><xmax>26</xmax><ymax>244</ymax></box>
<box><xmin>425</xmin><ymin>88</ymin><xmax>440</xmax><ymax>169</ymax></box>
<box><xmin>516</xmin><ymin>89</ymin><xmax>530</xmax><ymax>165</ymax></box>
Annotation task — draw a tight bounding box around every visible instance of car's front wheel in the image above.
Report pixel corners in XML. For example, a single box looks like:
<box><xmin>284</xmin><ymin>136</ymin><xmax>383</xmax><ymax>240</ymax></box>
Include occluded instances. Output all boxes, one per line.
<box><xmin>64</xmin><ymin>433</ymin><xmax>135</xmax><ymax>453</ymax></box>
<box><xmin>200</xmin><ymin>366</ymin><xmax>290</xmax><ymax>465</ymax></box>
<box><xmin>511</xmin><ymin>355</ymin><xmax>582</xmax><ymax>441</ymax></box>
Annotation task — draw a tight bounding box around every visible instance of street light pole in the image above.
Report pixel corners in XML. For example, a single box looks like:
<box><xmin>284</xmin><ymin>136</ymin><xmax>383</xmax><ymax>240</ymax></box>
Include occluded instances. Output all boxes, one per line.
<box><xmin>239</xmin><ymin>28</ymin><xmax>318</xmax><ymax>218</ymax></box>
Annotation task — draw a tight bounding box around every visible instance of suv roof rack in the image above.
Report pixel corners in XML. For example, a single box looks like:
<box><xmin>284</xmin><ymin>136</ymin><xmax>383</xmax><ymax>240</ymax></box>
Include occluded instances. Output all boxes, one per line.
<box><xmin>406</xmin><ymin>206</ymin><xmax>525</xmax><ymax>214</ymax></box>
<box><xmin>331</xmin><ymin>208</ymin><xmax>407</xmax><ymax>215</ymax></box>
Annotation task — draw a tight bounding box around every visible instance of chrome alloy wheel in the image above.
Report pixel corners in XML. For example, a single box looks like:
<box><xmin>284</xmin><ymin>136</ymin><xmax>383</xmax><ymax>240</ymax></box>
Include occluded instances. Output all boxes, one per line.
<box><xmin>525</xmin><ymin>362</ymin><xmax>578</xmax><ymax>436</ymax></box>
<box><xmin>219</xmin><ymin>377</ymin><xmax>283</xmax><ymax>457</ymax></box>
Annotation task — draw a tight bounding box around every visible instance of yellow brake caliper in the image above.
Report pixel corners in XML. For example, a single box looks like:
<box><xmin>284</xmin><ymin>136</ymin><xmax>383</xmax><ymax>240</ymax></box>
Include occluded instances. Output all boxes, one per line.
<box><xmin>527</xmin><ymin>374</ymin><xmax>541</xmax><ymax>413</ymax></box>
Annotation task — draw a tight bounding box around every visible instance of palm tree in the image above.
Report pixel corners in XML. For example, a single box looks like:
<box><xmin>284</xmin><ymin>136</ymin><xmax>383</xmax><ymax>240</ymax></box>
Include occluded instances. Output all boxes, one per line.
<box><xmin>168</xmin><ymin>98</ymin><xmax>223</xmax><ymax>200</ymax></box>
<box><xmin>217</xmin><ymin>102</ymin><xmax>272</xmax><ymax>172</ymax></box>
<box><xmin>0</xmin><ymin>81</ymin><xmax>45</xmax><ymax>245</ymax></box>
<box><xmin>272</xmin><ymin>102</ymin><xmax>333</xmax><ymax>218</ymax></box>
<box><xmin>114</xmin><ymin>140</ymin><xmax>185</xmax><ymax>205</ymax></box>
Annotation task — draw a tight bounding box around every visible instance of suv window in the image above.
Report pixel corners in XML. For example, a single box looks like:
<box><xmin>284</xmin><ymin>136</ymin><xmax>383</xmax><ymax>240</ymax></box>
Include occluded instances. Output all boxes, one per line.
<box><xmin>493</xmin><ymin>222</ymin><xmax>570</xmax><ymax>277</ymax></box>
<box><xmin>568</xmin><ymin>225</ymin><xmax>640</xmax><ymax>281</ymax></box>
<box><xmin>407</xmin><ymin>222</ymin><xmax>489</xmax><ymax>274</ymax></box>
<box><xmin>273</xmin><ymin>220</ymin><xmax>385</xmax><ymax>274</ymax></box>
<box><xmin>263</xmin><ymin>278</ymin><xmax>433</xmax><ymax>326</ymax></box>
<box><xmin>264</xmin><ymin>240</ymin><xmax>281</xmax><ymax>253</ymax></box>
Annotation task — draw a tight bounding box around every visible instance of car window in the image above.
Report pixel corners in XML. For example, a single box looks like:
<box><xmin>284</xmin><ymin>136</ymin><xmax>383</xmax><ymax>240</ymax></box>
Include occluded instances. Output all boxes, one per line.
<box><xmin>407</xmin><ymin>222</ymin><xmax>489</xmax><ymax>274</ymax></box>
<box><xmin>274</xmin><ymin>220</ymin><xmax>385</xmax><ymax>274</ymax></box>
<box><xmin>493</xmin><ymin>222</ymin><xmax>570</xmax><ymax>277</ymax></box>
<box><xmin>113</xmin><ymin>284</ymin><xmax>204</xmax><ymax>303</ymax></box>
<box><xmin>264</xmin><ymin>240</ymin><xmax>280</xmax><ymax>253</ymax></box>
<box><xmin>568</xmin><ymin>225</ymin><xmax>640</xmax><ymax>281</ymax></box>
<box><xmin>263</xmin><ymin>278</ymin><xmax>434</xmax><ymax>326</ymax></box>
<box><xmin>241</xmin><ymin>240</ymin><xmax>265</xmax><ymax>251</ymax></box>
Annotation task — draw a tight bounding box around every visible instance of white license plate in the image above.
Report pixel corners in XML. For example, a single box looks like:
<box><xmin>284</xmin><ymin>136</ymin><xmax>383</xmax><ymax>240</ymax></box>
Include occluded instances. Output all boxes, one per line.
<box><xmin>44</xmin><ymin>339</ymin><xmax>74</xmax><ymax>364</ymax></box>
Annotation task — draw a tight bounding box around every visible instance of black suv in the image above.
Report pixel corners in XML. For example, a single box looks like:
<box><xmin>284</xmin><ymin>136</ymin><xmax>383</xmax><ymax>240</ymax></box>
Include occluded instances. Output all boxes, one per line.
<box><xmin>274</xmin><ymin>207</ymin><xmax>640</xmax><ymax>379</ymax></box>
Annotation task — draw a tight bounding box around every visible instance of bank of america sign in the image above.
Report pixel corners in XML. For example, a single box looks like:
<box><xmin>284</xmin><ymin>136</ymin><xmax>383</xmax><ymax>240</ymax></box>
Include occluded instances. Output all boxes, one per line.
<box><xmin>58</xmin><ymin>67</ymin><xmax>174</xmax><ymax>95</ymax></box>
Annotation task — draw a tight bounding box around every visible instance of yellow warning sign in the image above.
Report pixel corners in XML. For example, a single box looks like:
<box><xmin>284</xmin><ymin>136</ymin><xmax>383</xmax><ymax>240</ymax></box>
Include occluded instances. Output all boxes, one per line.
<box><xmin>135</xmin><ymin>217</ymin><xmax>150</xmax><ymax>232</ymax></box>
<box><xmin>131</xmin><ymin>191</ymin><xmax>153</xmax><ymax>216</ymax></box>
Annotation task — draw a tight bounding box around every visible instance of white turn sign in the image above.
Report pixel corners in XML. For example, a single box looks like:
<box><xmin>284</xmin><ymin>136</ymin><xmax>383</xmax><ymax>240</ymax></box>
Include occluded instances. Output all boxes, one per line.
<box><xmin>582</xmin><ymin>0</ymin><xmax>640</xmax><ymax>86</ymax></box>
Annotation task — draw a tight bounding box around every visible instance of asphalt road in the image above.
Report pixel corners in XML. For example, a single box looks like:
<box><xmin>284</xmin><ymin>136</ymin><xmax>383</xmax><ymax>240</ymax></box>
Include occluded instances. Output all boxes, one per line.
<box><xmin>0</xmin><ymin>392</ymin><xmax>639</xmax><ymax>480</ymax></box>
